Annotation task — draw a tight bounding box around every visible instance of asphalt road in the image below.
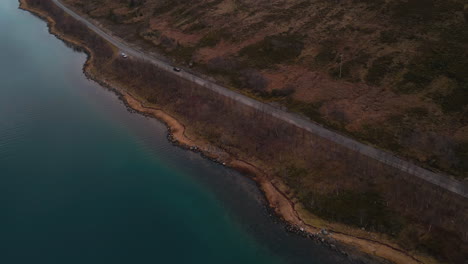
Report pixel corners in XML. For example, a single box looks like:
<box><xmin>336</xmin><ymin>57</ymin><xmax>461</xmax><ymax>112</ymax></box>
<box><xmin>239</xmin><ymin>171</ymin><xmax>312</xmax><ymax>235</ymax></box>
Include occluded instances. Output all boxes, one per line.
<box><xmin>52</xmin><ymin>0</ymin><xmax>468</xmax><ymax>199</ymax></box>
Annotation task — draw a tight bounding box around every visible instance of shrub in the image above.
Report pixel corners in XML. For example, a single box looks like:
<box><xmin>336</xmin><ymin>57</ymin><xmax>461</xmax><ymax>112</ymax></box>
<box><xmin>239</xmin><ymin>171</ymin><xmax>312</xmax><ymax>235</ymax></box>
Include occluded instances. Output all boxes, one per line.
<box><xmin>303</xmin><ymin>191</ymin><xmax>404</xmax><ymax>235</ymax></box>
<box><xmin>379</xmin><ymin>30</ymin><xmax>399</xmax><ymax>44</ymax></box>
<box><xmin>392</xmin><ymin>0</ymin><xmax>435</xmax><ymax>23</ymax></box>
<box><xmin>270</xmin><ymin>87</ymin><xmax>295</xmax><ymax>98</ymax></box>
<box><xmin>198</xmin><ymin>30</ymin><xmax>231</xmax><ymax>47</ymax></box>
<box><xmin>358</xmin><ymin>123</ymin><xmax>402</xmax><ymax>152</ymax></box>
<box><xmin>238</xmin><ymin>69</ymin><xmax>268</xmax><ymax>93</ymax></box>
<box><xmin>168</xmin><ymin>44</ymin><xmax>196</xmax><ymax>62</ymax></box>
<box><xmin>285</xmin><ymin>100</ymin><xmax>324</xmax><ymax>122</ymax></box>
<box><xmin>432</xmin><ymin>85</ymin><xmax>468</xmax><ymax>113</ymax></box>
<box><xmin>365</xmin><ymin>55</ymin><xmax>397</xmax><ymax>86</ymax></box>
<box><xmin>398</xmin><ymin>40</ymin><xmax>468</xmax><ymax>100</ymax></box>
<box><xmin>314</xmin><ymin>42</ymin><xmax>337</xmax><ymax>66</ymax></box>
<box><xmin>239</xmin><ymin>33</ymin><xmax>304</xmax><ymax>68</ymax></box>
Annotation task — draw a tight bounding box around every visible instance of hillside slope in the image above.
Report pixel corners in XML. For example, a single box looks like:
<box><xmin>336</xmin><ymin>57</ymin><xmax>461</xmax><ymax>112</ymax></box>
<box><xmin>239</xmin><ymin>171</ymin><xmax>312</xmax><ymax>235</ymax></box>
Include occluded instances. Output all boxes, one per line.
<box><xmin>64</xmin><ymin>0</ymin><xmax>468</xmax><ymax>179</ymax></box>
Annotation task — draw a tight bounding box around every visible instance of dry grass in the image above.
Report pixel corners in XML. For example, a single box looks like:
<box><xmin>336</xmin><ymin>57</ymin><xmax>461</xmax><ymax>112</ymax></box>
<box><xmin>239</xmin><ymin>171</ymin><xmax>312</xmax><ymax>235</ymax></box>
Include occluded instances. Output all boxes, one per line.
<box><xmin>62</xmin><ymin>0</ymin><xmax>468</xmax><ymax>179</ymax></box>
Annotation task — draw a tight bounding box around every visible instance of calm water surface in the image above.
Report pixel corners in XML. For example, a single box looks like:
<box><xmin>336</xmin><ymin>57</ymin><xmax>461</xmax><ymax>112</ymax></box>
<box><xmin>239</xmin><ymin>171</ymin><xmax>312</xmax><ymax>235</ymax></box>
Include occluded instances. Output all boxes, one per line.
<box><xmin>0</xmin><ymin>1</ymin><xmax>354</xmax><ymax>263</ymax></box>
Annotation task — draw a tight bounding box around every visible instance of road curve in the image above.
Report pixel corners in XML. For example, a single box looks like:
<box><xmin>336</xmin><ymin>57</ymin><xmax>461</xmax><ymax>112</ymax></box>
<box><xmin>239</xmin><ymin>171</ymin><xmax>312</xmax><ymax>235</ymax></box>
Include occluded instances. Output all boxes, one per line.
<box><xmin>52</xmin><ymin>0</ymin><xmax>468</xmax><ymax>198</ymax></box>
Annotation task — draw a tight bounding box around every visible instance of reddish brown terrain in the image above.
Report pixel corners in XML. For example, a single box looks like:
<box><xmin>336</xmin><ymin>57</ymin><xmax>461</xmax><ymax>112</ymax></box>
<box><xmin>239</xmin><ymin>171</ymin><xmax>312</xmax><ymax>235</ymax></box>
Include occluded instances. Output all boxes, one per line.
<box><xmin>63</xmin><ymin>0</ymin><xmax>468</xmax><ymax>179</ymax></box>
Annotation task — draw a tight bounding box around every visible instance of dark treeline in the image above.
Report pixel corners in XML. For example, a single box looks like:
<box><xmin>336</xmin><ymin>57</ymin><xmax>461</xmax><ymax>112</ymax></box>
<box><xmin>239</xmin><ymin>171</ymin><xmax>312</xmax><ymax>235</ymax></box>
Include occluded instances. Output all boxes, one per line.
<box><xmin>25</xmin><ymin>0</ymin><xmax>467</xmax><ymax>263</ymax></box>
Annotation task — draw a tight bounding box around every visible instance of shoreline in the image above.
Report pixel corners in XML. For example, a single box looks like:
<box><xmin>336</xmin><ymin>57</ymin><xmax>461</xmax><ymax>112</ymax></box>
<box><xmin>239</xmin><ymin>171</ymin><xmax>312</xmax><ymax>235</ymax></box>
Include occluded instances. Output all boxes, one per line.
<box><xmin>18</xmin><ymin>1</ymin><xmax>435</xmax><ymax>263</ymax></box>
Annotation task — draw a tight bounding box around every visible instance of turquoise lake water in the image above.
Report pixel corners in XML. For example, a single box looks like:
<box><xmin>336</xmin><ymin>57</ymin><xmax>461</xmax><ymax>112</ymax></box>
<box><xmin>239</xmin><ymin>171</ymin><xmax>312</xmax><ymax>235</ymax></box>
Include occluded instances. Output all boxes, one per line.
<box><xmin>0</xmin><ymin>1</ymin><xmax>355</xmax><ymax>263</ymax></box>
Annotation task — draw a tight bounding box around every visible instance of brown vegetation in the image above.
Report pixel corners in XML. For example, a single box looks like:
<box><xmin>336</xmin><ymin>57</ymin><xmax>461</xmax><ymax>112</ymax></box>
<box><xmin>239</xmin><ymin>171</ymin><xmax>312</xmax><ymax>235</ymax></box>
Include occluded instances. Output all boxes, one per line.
<box><xmin>62</xmin><ymin>0</ymin><xmax>468</xmax><ymax>180</ymax></box>
<box><xmin>22</xmin><ymin>0</ymin><xmax>468</xmax><ymax>263</ymax></box>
